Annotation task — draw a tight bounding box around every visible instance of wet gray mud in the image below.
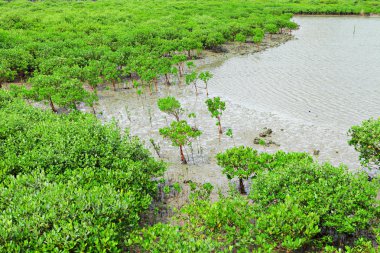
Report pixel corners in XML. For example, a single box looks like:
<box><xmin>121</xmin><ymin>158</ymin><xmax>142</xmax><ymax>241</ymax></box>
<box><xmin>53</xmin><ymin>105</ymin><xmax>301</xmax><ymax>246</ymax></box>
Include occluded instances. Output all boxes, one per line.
<box><xmin>96</xmin><ymin>16</ymin><xmax>380</xmax><ymax>207</ymax></box>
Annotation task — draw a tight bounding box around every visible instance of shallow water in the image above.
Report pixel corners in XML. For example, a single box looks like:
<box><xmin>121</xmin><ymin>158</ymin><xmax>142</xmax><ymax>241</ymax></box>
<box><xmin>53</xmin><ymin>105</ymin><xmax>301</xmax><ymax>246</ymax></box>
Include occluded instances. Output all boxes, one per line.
<box><xmin>97</xmin><ymin>16</ymin><xmax>380</xmax><ymax>200</ymax></box>
<box><xmin>209</xmin><ymin>16</ymin><xmax>380</xmax><ymax>129</ymax></box>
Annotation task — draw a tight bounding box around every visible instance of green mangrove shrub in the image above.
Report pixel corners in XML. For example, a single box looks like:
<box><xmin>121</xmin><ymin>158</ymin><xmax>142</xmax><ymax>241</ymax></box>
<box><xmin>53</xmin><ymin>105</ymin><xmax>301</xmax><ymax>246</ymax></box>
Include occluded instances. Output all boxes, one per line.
<box><xmin>129</xmin><ymin>150</ymin><xmax>380</xmax><ymax>252</ymax></box>
<box><xmin>216</xmin><ymin>146</ymin><xmax>261</xmax><ymax>194</ymax></box>
<box><xmin>250</xmin><ymin>158</ymin><xmax>380</xmax><ymax>249</ymax></box>
<box><xmin>185</xmin><ymin>71</ymin><xmax>199</xmax><ymax>95</ymax></box>
<box><xmin>0</xmin><ymin>170</ymin><xmax>152</xmax><ymax>252</ymax></box>
<box><xmin>253</xmin><ymin>28</ymin><xmax>265</xmax><ymax>45</ymax></box>
<box><xmin>348</xmin><ymin>117</ymin><xmax>380</xmax><ymax>168</ymax></box>
<box><xmin>159</xmin><ymin>120</ymin><xmax>202</xmax><ymax>164</ymax></box>
<box><xmin>205</xmin><ymin>96</ymin><xmax>226</xmax><ymax>135</ymax></box>
<box><xmin>0</xmin><ymin>60</ymin><xmax>16</xmax><ymax>89</ymax></box>
<box><xmin>157</xmin><ymin>96</ymin><xmax>183</xmax><ymax>121</ymax></box>
<box><xmin>0</xmin><ymin>92</ymin><xmax>166</xmax><ymax>251</ymax></box>
<box><xmin>199</xmin><ymin>71</ymin><xmax>213</xmax><ymax>96</ymax></box>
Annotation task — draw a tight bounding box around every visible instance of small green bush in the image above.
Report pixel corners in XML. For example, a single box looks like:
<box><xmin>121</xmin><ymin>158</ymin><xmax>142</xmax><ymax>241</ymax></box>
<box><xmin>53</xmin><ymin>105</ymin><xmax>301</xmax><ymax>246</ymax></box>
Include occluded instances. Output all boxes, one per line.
<box><xmin>348</xmin><ymin>117</ymin><xmax>380</xmax><ymax>168</ymax></box>
<box><xmin>157</xmin><ymin>96</ymin><xmax>183</xmax><ymax>121</ymax></box>
<box><xmin>250</xmin><ymin>160</ymin><xmax>379</xmax><ymax>247</ymax></box>
<box><xmin>234</xmin><ymin>33</ymin><xmax>246</xmax><ymax>42</ymax></box>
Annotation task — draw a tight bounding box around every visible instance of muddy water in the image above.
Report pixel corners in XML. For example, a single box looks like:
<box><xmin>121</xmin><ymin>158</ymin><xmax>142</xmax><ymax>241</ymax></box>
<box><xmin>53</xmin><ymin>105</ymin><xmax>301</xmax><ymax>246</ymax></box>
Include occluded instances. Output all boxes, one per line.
<box><xmin>97</xmin><ymin>16</ymin><xmax>380</xmax><ymax>202</ymax></box>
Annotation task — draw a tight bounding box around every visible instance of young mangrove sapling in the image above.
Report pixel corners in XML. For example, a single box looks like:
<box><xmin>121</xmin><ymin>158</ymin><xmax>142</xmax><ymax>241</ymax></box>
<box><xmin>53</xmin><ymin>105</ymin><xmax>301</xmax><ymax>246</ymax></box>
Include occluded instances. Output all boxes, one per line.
<box><xmin>159</xmin><ymin>120</ymin><xmax>202</xmax><ymax>164</ymax></box>
<box><xmin>226</xmin><ymin>128</ymin><xmax>235</xmax><ymax>145</ymax></box>
<box><xmin>157</xmin><ymin>96</ymin><xmax>183</xmax><ymax>121</ymax></box>
<box><xmin>205</xmin><ymin>96</ymin><xmax>226</xmax><ymax>134</ymax></box>
<box><xmin>216</xmin><ymin>146</ymin><xmax>259</xmax><ymax>194</ymax></box>
<box><xmin>198</xmin><ymin>71</ymin><xmax>213</xmax><ymax>96</ymax></box>
<box><xmin>185</xmin><ymin>71</ymin><xmax>198</xmax><ymax>95</ymax></box>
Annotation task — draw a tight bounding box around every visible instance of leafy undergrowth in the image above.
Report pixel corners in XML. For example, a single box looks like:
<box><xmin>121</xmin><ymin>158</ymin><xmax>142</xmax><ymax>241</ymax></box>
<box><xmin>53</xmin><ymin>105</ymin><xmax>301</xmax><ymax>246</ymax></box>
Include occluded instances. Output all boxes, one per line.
<box><xmin>0</xmin><ymin>91</ymin><xmax>166</xmax><ymax>251</ymax></box>
<box><xmin>349</xmin><ymin>118</ymin><xmax>380</xmax><ymax>169</ymax></box>
<box><xmin>129</xmin><ymin>151</ymin><xmax>380</xmax><ymax>252</ymax></box>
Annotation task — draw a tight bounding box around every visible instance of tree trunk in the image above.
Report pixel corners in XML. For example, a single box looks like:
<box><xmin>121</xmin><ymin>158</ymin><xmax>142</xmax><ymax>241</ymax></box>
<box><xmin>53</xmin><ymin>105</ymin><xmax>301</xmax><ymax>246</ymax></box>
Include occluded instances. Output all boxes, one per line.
<box><xmin>165</xmin><ymin>74</ymin><xmax>171</xmax><ymax>85</ymax></box>
<box><xmin>194</xmin><ymin>82</ymin><xmax>198</xmax><ymax>95</ymax></box>
<box><xmin>154</xmin><ymin>78</ymin><xmax>158</xmax><ymax>92</ymax></box>
<box><xmin>217</xmin><ymin>116</ymin><xmax>222</xmax><ymax>134</ymax></box>
<box><xmin>187</xmin><ymin>50</ymin><xmax>191</xmax><ymax>58</ymax></box>
<box><xmin>205</xmin><ymin>82</ymin><xmax>209</xmax><ymax>96</ymax></box>
<box><xmin>178</xmin><ymin>65</ymin><xmax>182</xmax><ymax>77</ymax></box>
<box><xmin>179</xmin><ymin>145</ymin><xmax>187</xmax><ymax>164</ymax></box>
<box><xmin>0</xmin><ymin>82</ymin><xmax>2</xmax><ymax>89</ymax></box>
<box><xmin>146</xmin><ymin>82</ymin><xmax>152</xmax><ymax>95</ymax></box>
<box><xmin>49</xmin><ymin>97</ymin><xmax>58</xmax><ymax>113</ymax></box>
<box><xmin>112</xmin><ymin>80</ymin><xmax>116</xmax><ymax>91</ymax></box>
<box><xmin>92</xmin><ymin>105</ymin><xmax>96</xmax><ymax>115</ymax></box>
<box><xmin>239</xmin><ymin>178</ymin><xmax>246</xmax><ymax>195</ymax></box>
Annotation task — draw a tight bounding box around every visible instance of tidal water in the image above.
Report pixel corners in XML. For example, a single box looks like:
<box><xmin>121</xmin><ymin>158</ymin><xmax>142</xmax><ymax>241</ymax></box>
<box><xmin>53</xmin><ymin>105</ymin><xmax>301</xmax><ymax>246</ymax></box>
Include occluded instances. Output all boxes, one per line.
<box><xmin>209</xmin><ymin>16</ymin><xmax>380</xmax><ymax>129</ymax></box>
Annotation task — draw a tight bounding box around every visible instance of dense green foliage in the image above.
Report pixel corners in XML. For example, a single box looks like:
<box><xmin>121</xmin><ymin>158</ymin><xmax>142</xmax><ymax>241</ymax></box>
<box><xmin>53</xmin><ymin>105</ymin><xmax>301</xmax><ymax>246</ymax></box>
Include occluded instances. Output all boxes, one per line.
<box><xmin>348</xmin><ymin>117</ymin><xmax>380</xmax><ymax>168</ymax></box>
<box><xmin>0</xmin><ymin>91</ymin><xmax>166</xmax><ymax>251</ymax></box>
<box><xmin>1</xmin><ymin>0</ymin><xmax>380</xmax><ymax>251</ymax></box>
<box><xmin>216</xmin><ymin>147</ymin><xmax>313</xmax><ymax>194</ymax></box>
<box><xmin>129</xmin><ymin>150</ymin><xmax>380</xmax><ymax>252</ymax></box>
<box><xmin>250</xmin><ymin>157</ymin><xmax>380</xmax><ymax>249</ymax></box>
<box><xmin>0</xmin><ymin>0</ymin><xmax>299</xmax><ymax>99</ymax></box>
<box><xmin>1</xmin><ymin>0</ymin><xmax>379</xmax><ymax>107</ymax></box>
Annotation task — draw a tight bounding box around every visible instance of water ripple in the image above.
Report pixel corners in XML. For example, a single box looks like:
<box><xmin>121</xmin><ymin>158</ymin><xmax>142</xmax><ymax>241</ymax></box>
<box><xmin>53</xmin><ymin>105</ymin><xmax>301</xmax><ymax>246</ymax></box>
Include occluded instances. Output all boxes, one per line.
<box><xmin>210</xmin><ymin>16</ymin><xmax>380</xmax><ymax>129</ymax></box>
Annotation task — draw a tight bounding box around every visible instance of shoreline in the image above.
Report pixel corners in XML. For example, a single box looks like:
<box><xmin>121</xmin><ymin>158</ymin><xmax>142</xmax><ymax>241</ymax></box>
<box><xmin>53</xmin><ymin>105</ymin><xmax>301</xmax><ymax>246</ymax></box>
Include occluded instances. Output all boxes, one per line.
<box><xmin>193</xmin><ymin>33</ymin><xmax>294</xmax><ymax>71</ymax></box>
<box><xmin>293</xmin><ymin>13</ymin><xmax>380</xmax><ymax>17</ymax></box>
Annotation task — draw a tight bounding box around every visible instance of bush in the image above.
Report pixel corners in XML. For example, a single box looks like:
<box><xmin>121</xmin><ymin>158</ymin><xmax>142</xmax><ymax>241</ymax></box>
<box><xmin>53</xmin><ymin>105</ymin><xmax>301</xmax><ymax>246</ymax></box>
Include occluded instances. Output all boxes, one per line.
<box><xmin>130</xmin><ymin>150</ymin><xmax>380</xmax><ymax>252</ymax></box>
<box><xmin>255</xmin><ymin>195</ymin><xmax>320</xmax><ymax>250</ymax></box>
<box><xmin>234</xmin><ymin>33</ymin><xmax>246</xmax><ymax>42</ymax></box>
<box><xmin>250</xmin><ymin>159</ymin><xmax>380</xmax><ymax>248</ymax></box>
<box><xmin>0</xmin><ymin>171</ymin><xmax>149</xmax><ymax>252</ymax></box>
<box><xmin>128</xmin><ymin>195</ymin><xmax>255</xmax><ymax>252</ymax></box>
<box><xmin>0</xmin><ymin>95</ymin><xmax>166</xmax><ymax>251</ymax></box>
<box><xmin>216</xmin><ymin>146</ymin><xmax>260</xmax><ymax>194</ymax></box>
<box><xmin>157</xmin><ymin>96</ymin><xmax>183</xmax><ymax>121</ymax></box>
<box><xmin>0</xmin><ymin>96</ymin><xmax>165</xmax><ymax>184</ymax></box>
<box><xmin>348</xmin><ymin>118</ymin><xmax>380</xmax><ymax>168</ymax></box>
